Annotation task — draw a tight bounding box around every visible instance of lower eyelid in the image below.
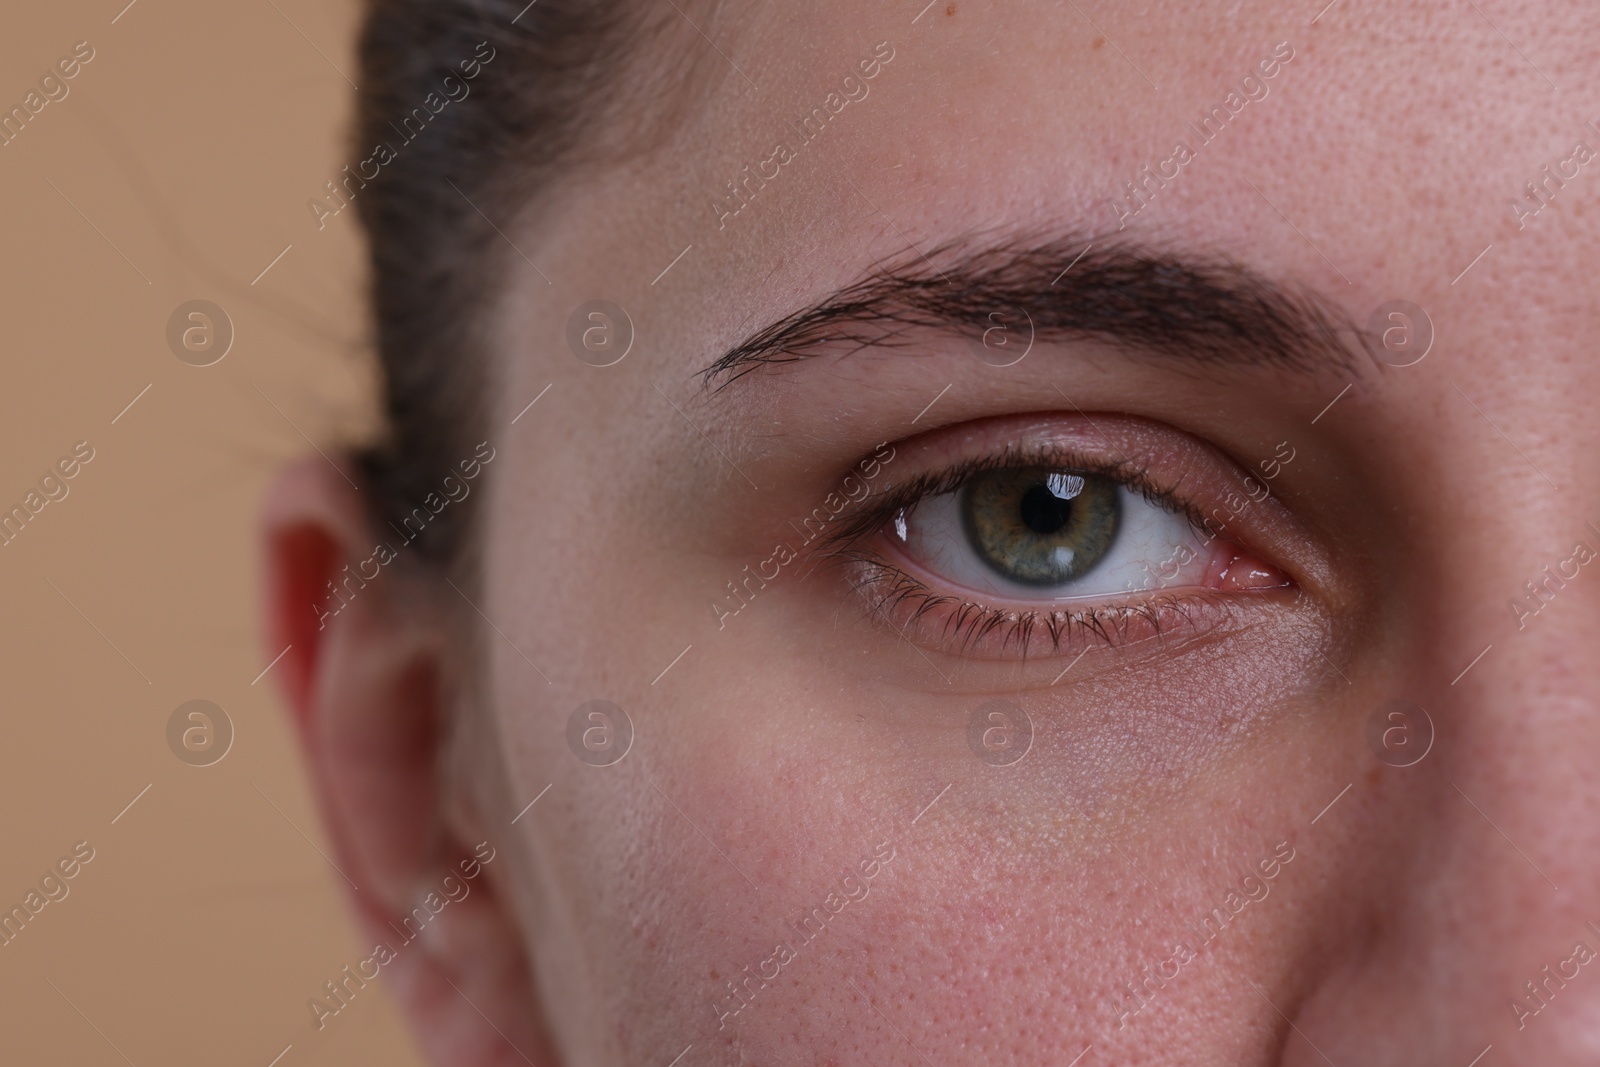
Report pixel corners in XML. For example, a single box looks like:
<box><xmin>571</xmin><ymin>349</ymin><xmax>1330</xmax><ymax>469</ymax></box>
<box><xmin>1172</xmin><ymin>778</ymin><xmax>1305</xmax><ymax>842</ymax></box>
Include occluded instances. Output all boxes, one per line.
<box><xmin>840</xmin><ymin>552</ymin><xmax>1256</xmax><ymax>659</ymax></box>
<box><xmin>839</xmin><ymin>530</ymin><xmax>1292</xmax><ymax>660</ymax></box>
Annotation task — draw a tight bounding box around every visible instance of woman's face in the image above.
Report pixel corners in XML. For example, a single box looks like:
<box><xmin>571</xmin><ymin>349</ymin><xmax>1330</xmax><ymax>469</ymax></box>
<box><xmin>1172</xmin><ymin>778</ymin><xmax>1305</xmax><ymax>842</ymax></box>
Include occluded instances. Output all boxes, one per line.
<box><xmin>274</xmin><ymin>1</ymin><xmax>1600</xmax><ymax>1063</ymax></box>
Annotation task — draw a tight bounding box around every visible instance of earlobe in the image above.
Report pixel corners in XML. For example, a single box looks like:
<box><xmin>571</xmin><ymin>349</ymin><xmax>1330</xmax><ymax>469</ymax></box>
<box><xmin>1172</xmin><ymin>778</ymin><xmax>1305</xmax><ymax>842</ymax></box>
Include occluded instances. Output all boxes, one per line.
<box><xmin>259</xmin><ymin>455</ymin><xmax>555</xmax><ymax>1066</ymax></box>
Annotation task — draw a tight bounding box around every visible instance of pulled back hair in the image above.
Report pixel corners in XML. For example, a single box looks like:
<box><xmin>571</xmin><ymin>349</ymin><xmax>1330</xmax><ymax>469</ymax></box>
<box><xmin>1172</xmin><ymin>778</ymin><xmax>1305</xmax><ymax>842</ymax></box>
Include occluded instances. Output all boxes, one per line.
<box><xmin>350</xmin><ymin>0</ymin><xmax>685</xmax><ymax>578</ymax></box>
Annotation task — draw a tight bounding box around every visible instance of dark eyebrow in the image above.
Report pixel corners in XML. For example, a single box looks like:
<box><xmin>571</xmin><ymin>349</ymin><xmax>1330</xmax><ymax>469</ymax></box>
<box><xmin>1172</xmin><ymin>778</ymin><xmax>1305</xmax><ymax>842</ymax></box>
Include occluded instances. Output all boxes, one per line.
<box><xmin>700</xmin><ymin>234</ymin><xmax>1370</xmax><ymax>389</ymax></box>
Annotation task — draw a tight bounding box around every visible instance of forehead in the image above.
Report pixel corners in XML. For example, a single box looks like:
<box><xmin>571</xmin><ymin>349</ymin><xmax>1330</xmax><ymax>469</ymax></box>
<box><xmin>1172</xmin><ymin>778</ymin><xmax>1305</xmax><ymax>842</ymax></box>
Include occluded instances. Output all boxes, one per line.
<box><xmin>516</xmin><ymin>0</ymin><xmax>1596</xmax><ymax>420</ymax></box>
<box><xmin>561</xmin><ymin>0</ymin><xmax>1578</xmax><ymax>311</ymax></box>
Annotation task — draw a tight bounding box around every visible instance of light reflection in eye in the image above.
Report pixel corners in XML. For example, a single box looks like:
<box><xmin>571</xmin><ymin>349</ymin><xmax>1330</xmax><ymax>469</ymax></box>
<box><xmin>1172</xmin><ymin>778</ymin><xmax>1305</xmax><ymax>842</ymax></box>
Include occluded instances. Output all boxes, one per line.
<box><xmin>1045</xmin><ymin>472</ymin><xmax>1084</xmax><ymax>498</ymax></box>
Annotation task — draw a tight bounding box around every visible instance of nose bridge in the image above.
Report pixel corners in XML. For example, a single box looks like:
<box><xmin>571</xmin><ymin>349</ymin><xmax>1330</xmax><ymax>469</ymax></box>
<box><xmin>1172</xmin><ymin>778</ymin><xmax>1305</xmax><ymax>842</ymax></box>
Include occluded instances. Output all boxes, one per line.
<box><xmin>1438</xmin><ymin>529</ymin><xmax>1600</xmax><ymax>891</ymax></box>
<box><xmin>1308</xmin><ymin>536</ymin><xmax>1600</xmax><ymax>1062</ymax></box>
<box><xmin>1287</xmin><ymin>395</ymin><xmax>1600</xmax><ymax>1062</ymax></box>
<box><xmin>1404</xmin><ymin>610</ymin><xmax>1600</xmax><ymax>1058</ymax></box>
<box><xmin>1438</xmin><ymin>634</ymin><xmax>1600</xmax><ymax>922</ymax></box>
<box><xmin>1401</xmin><ymin>386</ymin><xmax>1600</xmax><ymax>917</ymax></box>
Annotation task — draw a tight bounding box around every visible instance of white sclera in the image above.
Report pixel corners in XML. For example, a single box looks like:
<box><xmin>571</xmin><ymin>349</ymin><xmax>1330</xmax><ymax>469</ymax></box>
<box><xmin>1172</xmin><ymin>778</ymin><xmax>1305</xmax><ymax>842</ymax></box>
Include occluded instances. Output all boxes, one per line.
<box><xmin>890</xmin><ymin>483</ymin><xmax>1211</xmax><ymax>603</ymax></box>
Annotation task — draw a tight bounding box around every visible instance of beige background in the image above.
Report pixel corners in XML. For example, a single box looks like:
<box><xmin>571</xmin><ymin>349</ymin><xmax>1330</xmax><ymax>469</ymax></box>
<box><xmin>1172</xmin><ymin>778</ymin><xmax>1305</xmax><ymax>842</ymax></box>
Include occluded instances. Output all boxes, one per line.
<box><xmin>0</xmin><ymin>1</ymin><xmax>423</xmax><ymax>1063</ymax></box>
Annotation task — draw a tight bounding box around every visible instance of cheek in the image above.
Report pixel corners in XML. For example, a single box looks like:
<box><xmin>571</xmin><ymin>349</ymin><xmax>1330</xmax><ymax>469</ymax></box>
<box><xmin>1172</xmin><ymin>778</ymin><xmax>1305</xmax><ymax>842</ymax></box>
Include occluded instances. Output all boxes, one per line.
<box><xmin>551</xmin><ymin>742</ymin><xmax>1312</xmax><ymax>1065</ymax></box>
<box><xmin>518</xmin><ymin>691</ymin><xmax>1195</xmax><ymax>1062</ymax></box>
<box><xmin>490</xmin><ymin>463</ymin><xmax>1342</xmax><ymax>1062</ymax></box>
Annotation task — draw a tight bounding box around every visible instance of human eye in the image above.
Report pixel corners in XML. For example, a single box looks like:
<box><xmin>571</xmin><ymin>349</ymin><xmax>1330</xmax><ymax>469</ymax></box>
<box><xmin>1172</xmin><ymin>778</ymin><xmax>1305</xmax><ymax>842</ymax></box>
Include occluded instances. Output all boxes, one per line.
<box><xmin>816</xmin><ymin>414</ymin><xmax>1293</xmax><ymax>660</ymax></box>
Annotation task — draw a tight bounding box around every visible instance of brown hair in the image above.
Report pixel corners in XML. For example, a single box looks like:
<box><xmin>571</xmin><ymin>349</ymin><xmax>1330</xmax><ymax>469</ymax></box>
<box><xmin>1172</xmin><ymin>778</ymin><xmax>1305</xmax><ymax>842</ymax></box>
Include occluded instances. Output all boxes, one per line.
<box><xmin>350</xmin><ymin>0</ymin><xmax>683</xmax><ymax>576</ymax></box>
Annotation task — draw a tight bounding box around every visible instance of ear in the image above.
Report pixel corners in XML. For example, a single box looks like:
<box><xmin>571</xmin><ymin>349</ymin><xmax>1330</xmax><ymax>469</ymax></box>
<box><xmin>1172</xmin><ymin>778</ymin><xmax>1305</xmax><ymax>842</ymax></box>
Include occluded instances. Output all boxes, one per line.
<box><xmin>260</xmin><ymin>455</ymin><xmax>556</xmax><ymax>1066</ymax></box>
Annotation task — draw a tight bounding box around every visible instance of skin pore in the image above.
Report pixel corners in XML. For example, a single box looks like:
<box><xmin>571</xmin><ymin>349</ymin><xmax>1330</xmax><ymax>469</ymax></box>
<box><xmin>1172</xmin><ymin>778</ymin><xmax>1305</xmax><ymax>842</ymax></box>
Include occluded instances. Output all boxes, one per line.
<box><xmin>263</xmin><ymin>1</ymin><xmax>1600</xmax><ymax>1065</ymax></box>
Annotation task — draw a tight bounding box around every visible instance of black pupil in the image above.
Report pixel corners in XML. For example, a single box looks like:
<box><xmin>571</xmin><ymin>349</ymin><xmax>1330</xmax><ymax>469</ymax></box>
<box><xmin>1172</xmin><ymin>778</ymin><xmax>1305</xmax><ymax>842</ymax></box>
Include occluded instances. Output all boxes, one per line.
<box><xmin>1019</xmin><ymin>482</ymin><xmax>1075</xmax><ymax>535</ymax></box>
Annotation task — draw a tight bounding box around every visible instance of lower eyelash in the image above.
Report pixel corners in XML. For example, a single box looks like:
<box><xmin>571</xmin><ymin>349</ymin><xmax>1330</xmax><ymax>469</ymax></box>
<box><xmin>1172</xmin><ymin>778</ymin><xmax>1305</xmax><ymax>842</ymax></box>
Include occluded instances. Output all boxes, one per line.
<box><xmin>828</xmin><ymin>548</ymin><xmax>1232</xmax><ymax>661</ymax></box>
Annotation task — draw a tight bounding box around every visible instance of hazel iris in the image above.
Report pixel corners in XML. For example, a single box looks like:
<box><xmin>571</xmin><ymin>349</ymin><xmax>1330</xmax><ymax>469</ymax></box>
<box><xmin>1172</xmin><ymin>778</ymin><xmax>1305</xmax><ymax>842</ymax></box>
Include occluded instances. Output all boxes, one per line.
<box><xmin>960</xmin><ymin>468</ymin><xmax>1121</xmax><ymax>586</ymax></box>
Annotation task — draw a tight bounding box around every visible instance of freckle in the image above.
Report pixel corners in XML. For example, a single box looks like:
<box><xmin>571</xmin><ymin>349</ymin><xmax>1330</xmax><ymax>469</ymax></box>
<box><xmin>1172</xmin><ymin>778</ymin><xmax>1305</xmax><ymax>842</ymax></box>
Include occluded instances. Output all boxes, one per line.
<box><xmin>945</xmin><ymin>2</ymin><xmax>955</xmax><ymax>14</ymax></box>
<box><xmin>1093</xmin><ymin>36</ymin><xmax>1106</xmax><ymax>49</ymax></box>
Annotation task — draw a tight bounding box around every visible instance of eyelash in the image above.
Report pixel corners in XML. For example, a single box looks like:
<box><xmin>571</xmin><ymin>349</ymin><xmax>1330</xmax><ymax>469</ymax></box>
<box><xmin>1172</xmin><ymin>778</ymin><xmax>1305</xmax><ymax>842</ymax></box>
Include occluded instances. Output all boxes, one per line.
<box><xmin>809</xmin><ymin>442</ymin><xmax>1246</xmax><ymax>659</ymax></box>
